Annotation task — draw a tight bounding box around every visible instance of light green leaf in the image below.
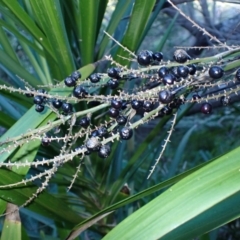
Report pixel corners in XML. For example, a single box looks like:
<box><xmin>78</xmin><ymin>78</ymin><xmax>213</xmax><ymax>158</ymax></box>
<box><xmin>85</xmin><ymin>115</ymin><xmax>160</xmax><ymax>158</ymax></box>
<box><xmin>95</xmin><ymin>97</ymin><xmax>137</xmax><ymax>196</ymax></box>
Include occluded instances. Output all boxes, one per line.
<box><xmin>103</xmin><ymin>146</ymin><xmax>240</xmax><ymax>240</ymax></box>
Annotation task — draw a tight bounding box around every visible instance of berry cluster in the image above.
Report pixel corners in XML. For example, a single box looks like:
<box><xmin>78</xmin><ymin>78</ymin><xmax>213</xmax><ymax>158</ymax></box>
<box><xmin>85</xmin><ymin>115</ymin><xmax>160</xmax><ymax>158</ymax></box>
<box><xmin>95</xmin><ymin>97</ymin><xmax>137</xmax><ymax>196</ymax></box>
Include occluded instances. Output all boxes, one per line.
<box><xmin>22</xmin><ymin>48</ymin><xmax>240</xmax><ymax>163</ymax></box>
<box><xmin>0</xmin><ymin>45</ymin><xmax>240</xmax><ymax>213</ymax></box>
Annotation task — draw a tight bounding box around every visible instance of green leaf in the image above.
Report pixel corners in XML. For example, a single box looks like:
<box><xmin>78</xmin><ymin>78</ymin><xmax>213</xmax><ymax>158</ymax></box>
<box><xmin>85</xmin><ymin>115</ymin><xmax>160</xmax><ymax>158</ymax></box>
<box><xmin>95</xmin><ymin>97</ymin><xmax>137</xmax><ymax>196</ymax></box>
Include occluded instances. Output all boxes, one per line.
<box><xmin>30</xmin><ymin>0</ymin><xmax>75</xmax><ymax>77</ymax></box>
<box><xmin>77</xmin><ymin>0</ymin><xmax>99</xmax><ymax>65</ymax></box>
<box><xmin>0</xmin><ymin>111</ymin><xmax>16</xmax><ymax>128</ymax></box>
<box><xmin>115</xmin><ymin>0</ymin><xmax>156</xmax><ymax>65</ymax></box>
<box><xmin>0</xmin><ymin>48</ymin><xmax>40</xmax><ymax>86</ymax></box>
<box><xmin>97</xmin><ymin>0</ymin><xmax>133</xmax><ymax>59</ymax></box>
<box><xmin>0</xmin><ymin>169</ymin><xmax>83</xmax><ymax>227</ymax></box>
<box><xmin>103</xmin><ymin>146</ymin><xmax>240</xmax><ymax>240</ymax></box>
<box><xmin>1</xmin><ymin>1</ymin><xmax>55</xmax><ymax>60</ymax></box>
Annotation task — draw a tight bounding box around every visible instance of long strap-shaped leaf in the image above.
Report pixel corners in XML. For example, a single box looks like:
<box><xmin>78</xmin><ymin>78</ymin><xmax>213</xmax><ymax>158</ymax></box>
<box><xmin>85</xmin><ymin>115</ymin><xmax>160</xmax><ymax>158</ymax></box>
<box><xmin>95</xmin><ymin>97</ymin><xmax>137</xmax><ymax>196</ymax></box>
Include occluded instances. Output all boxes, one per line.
<box><xmin>115</xmin><ymin>0</ymin><xmax>156</xmax><ymax>66</ymax></box>
<box><xmin>30</xmin><ymin>0</ymin><xmax>75</xmax><ymax>77</ymax></box>
<box><xmin>103</xmin><ymin>146</ymin><xmax>240</xmax><ymax>240</ymax></box>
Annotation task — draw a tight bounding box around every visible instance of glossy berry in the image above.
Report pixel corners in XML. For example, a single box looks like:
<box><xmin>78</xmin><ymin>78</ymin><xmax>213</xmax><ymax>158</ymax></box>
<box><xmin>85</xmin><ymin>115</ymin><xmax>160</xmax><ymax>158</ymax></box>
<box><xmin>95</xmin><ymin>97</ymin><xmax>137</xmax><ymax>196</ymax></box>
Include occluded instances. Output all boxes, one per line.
<box><xmin>71</xmin><ymin>71</ymin><xmax>81</xmax><ymax>81</ymax></box>
<box><xmin>158</xmin><ymin>90</ymin><xmax>174</xmax><ymax>104</ymax></box>
<box><xmin>161</xmin><ymin>106</ymin><xmax>172</xmax><ymax>115</ymax></box>
<box><xmin>33</xmin><ymin>95</ymin><xmax>44</xmax><ymax>105</ymax></box>
<box><xmin>89</xmin><ymin>73</ymin><xmax>101</xmax><ymax>83</ymax></box>
<box><xmin>107</xmin><ymin>67</ymin><xmax>121</xmax><ymax>79</ymax></box>
<box><xmin>143</xmin><ymin>101</ymin><xmax>154</xmax><ymax>112</ymax></box>
<box><xmin>98</xmin><ymin>126</ymin><xmax>108</xmax><ymax>138</ymax></box>
<box><xmin>75</xmin><ymin>145</ymin><xmax>91</xmax><ymax>156</ymax></box>
<box><xmin>73</xmin><ymin>85</ymin><xmax>87</xmax><ymax>98</ymax></box>
<box><xmin>35</xmin><ymin>104</ymin><xmax>44</xmax><ymax>112</ymax></box>
<box><xmin>90</xmin><ymin>130</ymin><xmax>99</xmax><ymax>138</ymax></box>
<box><xmin>107</xmin><ymin>79</ymin><xmax>119</xmax><ymax>89</ymax></box>
<box><xmin>158</xmin><ymin>67</ymin><xmax>169</xmax><ymax>78</ymax></box>
<box><xmin>137</xmin><ymin>50</ymin><xmax>153</xmax><ymax>66</ymax></box>
<box><xmin>77</xmin><ymin>117</ymin><xmax>90</xmax><ymax>128</ymax></box>
<box><xmin>209</xmin><ymin>66</ymin><xmax>224</xmax><ymax>79</ymax></box>
<box><xmin>120</xmin><ymin>127</ymin><xmax>133</xmax><ymax>140</ymax></box>
<box><xmin>52</xmin><ymin>99</ymin><xmax>63</xmax><ymax>109</ymax></box>
<box><xmin>86</xmin><ymin>137</ymin><xmax>101</xmax><ymax>152</ymax></box>
<box><xmin>162</xmin><ymin>73</ymin><xmax>175</xmax><ymax>85</ymax></box>
<box><xmin>220</xmin><ymin>96</ymin><xmax>230</xmax><ymax>106</ymax></box>
<box><xmin>192</xmin><ymin>93</ymin><xmax>201</xmax><ymax>101</ymax></box>
<box><xmin>111</xmin><ymin>99</ymin><xmax>122</xmax><ymax>109</ymax></box>
<box><xmin>152</xmin><ymin>52</ymin><xmax>163</xmax><ymax>62</ymax></box>
<box><xmin>98</xmin><ymin>145</ymin><xmax>111</xmax><ymax>158</ymax></box>
<box><xmin>201</xmin><ymin>103</ymin><xmax>212</xmax><ymax>114</ymax></box>
<box><xmin>62</xmin><ymin>102</ymin><xmax>73</xmax><ymax>114</ymax></box>
<box><xmin>108</xmin><ymin>107</ymin><xmax>119</xmax><ymax>118</ymax></box>
<box><xmin>177</xmin><ymin>66</ymin><xmax>189</xmax><ymax>78</ymax></box>
<box><xmin>188</xmin><ymin>64</ymin><xmax>197</xmax><ymax>75</ymax></box>
<box><xmin>131</xmin><ymin>100</ymin><xmax>144</xmax><ymax>110</ymax></box>
<box><xmin>64</xmin><ymin>76</ymin><xmax>76</xmax><ymax>87</ymax></box>
<box><xmin>236</xmin><ymin>68</ymin><xmax>240</xmax><ymax>81</ymax></box>
<box><xmin>174</xmin><ymin>49</ymin><xmax>191</xmax><ymax>63</ymax></box>
<box><xmin>116</xmin><ymin>115</ymin><xmax>127</xmax><ymax>125</ymax></box>
<box><xmin>41</xmin><ymin>136</ymin><xmax>51</xmax><ymax>147</ymax></box>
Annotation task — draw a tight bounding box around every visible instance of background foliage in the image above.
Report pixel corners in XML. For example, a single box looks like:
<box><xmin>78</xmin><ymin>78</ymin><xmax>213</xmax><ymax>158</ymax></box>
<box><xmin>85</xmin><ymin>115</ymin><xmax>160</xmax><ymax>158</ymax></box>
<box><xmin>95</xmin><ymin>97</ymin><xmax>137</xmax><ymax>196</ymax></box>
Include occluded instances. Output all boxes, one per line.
<box><xmin>0</xmin><ymin>0</ymin><xmax>240</xmax><ymax>239</ymax></box>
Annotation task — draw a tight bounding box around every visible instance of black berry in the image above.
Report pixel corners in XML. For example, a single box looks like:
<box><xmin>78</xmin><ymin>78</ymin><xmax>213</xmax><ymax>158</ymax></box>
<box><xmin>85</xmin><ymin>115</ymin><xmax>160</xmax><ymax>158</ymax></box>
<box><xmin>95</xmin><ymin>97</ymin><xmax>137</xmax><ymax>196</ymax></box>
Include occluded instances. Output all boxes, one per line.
<box><xmin>209</xmin><ymin>66</ymin><xmax>224</xmax><ymax>79</ymax></box>
<box><xmin>89</xmin><ymin>73</ymin><xmax>101</xmax><ymax>83</ymax></box>
<box><xmin>201</xmin><ymin>103</ymin><xmax>212</xmax><ymax>114</ymax></box>
<box><xmin>71</xmin><ymin>71</ymin><xmax>81</xmax><ymax>81</ymax></box>
<box><xmin>108</xmin><ymin>108</ymin><xmax>119</xmax><ymax>118</ymax></box>
<box><xmin>86</xmin><ymin>137</ymin><xmax>101</xmax><ymax>152</ymax></box>
<box><xmin>131</xmin><ymin>100</ymin><xmax>144</xmax><ymax>110</ymax></box>
<box><xmin>158</xmin><ymin>67</ymin><xmax>169</xmax><ymax>78</ymax></box>
<box><xmin>143</xmin><ymin>101</ymin><xmax>154</xmax><ymax>112</ymax></box>
<box><xmin>98</xmin><ymin>145</ymin><xmax>111</xmax><ymax>158</ymax></box>
<box><xmin>107</xmin><ymin>79</ymin><xmax>119</xmax><ymax>89</ymax></box>
<box><xmin>41</xmin><ymin>136</ymin><xmax>51</xmax><ymax>147</ymax></box>
<box><xmin>174</xmin><ymin>49</ymin><xmax>191</xmax><ymax>63</ymax></box>
<box><xmin>90</xmin><ymin>130</ymin><xmax>99</xmax><ymax>138</ymax></box>
<box><xmin>73</xmin><ymin>85</ymin><xmax>87</xmax><ymax>98</ymax></box>
<box><xmin>33</xmin><ymin>95</ymin><xmax>44</xmax><ymax>105</ymax></box>
<box><xmin>120</xmin><ymin>127</ymin><xmax>133</xmax><ymax>140</ymax></box>
<box><xmin>35</xmin><ymin>104</ymin><xmax>45</xmax><ymax>112</ymax></box>
<box><xmin>188</xmin><ymin>64</ymin><xmax>197</xmax><ymax>75</ymax></box>
<box><xmin>158</xmin><ymin>90</ymin><xmax>174</xmax><ymax>104</ymax></box>
<box><xmin>137</xmin><ymin>50</ymin><xmax>153</xmax><ymax>66</ymax></box>
<box><xmin>107</xmin><ymin>67</ymin><xmax>121</xmax><ymax>79</ymax></box>
<box><xmin>116</xmin><ymin>115</ymin><xmax>127</xmax><ymax>125</ymax></box>
<box><xmin>52</xmin><ymin>99</ymin><xmax>63</xmax><ymax>109</ymax></box>
<box><xmin>64</xmin><ymin>76</ymin><xmax>76</xmax><ymax>87</ymax></box>
<box><xmin>98</xmin><ymin>126</ymin><xmax>108</xmax><ymax>138</ymax></box>
<box><xmin>162</xmin><ymin>74</ymin><xmax>175</xmax><ymax>85</ymax></box>
<box><xmin>177</xmin><ymin>66</ymin><xmax>189</xmax><ymax>78</ymax></box>
<box><xmin>77</xmin><ymin>117</ymin><xmax>90</xmax><ymax>128</ymax></box>
<box><xmin>62</xmin><ymin>102</ymin><xmax>73</xmax><ymax>114</ymax></box>
<box><xmin>153</xmin><ymin>52</ymin><xmax>163</xmax><ymax>62</ymax></box>
<box><xmin>111</xmin><ymin>99</ymin><xmax>122</xmax><ymax>109</ymax></box>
